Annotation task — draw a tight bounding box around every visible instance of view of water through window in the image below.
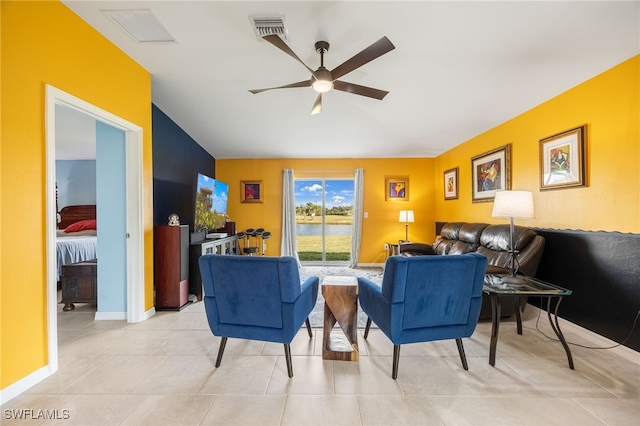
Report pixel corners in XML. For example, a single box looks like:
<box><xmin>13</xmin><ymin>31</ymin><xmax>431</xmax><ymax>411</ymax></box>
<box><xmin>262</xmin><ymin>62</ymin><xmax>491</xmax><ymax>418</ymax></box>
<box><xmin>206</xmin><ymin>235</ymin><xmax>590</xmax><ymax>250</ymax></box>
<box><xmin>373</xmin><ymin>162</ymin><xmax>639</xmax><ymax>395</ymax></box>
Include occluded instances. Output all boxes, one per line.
<box><xmin>295</xmin><ymin>179</ymin><xmax>354</xmax><ymax>264</ymax></box>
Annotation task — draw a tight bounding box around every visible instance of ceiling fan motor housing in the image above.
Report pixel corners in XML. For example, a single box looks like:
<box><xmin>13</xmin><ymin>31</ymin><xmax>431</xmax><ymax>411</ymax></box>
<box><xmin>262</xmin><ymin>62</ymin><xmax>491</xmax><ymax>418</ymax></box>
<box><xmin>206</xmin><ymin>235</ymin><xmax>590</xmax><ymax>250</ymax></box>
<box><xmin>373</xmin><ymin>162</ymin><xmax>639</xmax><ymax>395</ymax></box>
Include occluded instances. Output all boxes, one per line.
<box><xmin>315</xmin><ymin>40</ymin><xmax>330</xmax><ymax>54</ymax></box>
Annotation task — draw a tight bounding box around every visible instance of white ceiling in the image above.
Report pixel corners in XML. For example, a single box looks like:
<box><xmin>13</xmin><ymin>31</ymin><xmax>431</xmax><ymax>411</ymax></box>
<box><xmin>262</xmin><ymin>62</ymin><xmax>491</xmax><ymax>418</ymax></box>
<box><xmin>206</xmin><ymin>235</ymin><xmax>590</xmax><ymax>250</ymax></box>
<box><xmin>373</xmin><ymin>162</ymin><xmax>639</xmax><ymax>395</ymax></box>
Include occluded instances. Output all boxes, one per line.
<box><xmin>58</xmin><ymin>1</ymin><xmax>639</xmax><ymax>160</ymax></box>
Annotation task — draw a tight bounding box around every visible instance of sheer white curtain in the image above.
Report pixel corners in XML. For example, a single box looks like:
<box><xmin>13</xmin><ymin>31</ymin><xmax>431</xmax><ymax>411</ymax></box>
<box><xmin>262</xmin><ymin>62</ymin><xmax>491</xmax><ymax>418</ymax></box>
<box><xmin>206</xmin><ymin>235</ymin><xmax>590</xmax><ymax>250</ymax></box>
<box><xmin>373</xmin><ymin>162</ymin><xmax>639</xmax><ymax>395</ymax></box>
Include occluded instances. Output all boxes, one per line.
<box><xmin>281</xmin><ymin>169</ymin><xmax>299</xmax><ymax>262</ymax></box>
<box><xmin>349</xmin><ymin>168</ymin><xmax>364</xmax><ymax>268</ymax></box>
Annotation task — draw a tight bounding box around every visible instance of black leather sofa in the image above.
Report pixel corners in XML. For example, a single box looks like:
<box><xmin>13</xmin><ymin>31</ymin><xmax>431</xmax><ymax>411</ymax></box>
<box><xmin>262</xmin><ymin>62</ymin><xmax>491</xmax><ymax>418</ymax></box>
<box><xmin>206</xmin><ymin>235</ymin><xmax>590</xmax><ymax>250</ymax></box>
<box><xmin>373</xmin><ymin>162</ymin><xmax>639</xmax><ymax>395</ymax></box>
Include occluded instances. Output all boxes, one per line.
<box><xmin>399</xmin><ymin>222</ymin><xmax>546</xmax><ymax>319</ymax></box>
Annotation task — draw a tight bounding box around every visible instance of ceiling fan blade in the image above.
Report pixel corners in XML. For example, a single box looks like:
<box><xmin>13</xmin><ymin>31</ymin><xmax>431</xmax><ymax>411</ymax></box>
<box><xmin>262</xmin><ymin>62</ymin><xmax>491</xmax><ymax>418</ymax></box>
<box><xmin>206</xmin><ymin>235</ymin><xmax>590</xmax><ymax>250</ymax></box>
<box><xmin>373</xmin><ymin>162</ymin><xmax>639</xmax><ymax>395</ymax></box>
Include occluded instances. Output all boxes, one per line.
<box><xmin>333</xmin><ymin>80</ymin><xmax>389</xmax><ymax>100</ymax></box>
<box><xmin>330</xmin><ymin>36</ymin><xmax>395</xmax><ymax>81</ymax></box>
<box><xmin>311</xmin><ymin>93</ymin><xmax>322</xmax><ymax>115</ymax></box>
<box><xmin>262</xmin><ymin>35</ymin><xmax>318</xmax><ymax>78</ymax></box>
<box><xmin>249</xmin><ymin>80</ymin><xmax>311</xmax><ymax>94</ymax></box>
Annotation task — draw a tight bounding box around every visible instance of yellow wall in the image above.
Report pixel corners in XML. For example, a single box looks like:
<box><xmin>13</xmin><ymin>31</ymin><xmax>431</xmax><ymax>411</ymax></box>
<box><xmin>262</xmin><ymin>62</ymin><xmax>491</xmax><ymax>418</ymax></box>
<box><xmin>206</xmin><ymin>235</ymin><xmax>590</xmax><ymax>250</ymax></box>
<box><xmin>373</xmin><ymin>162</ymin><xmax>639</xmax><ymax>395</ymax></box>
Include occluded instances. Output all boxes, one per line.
<box><xmin>1</xmin><ymin>1</ymin><xmax>153</xmax><ymax>389</ymax></box>
<box><xmin>434</xmin><ymin>55</ymin><xmax>639</xmax><ymax>233</ymax></box>
<box><xmin>216</xmin><ymin>158</ymin><xmax>435</xmax><ymax>263</ymax></box>
<box><xmin>217</xmin><ymin>56</ymin><xmax>639</xmax><ymax>264</ymax></box>
<box><xmin>214</xmin><ymin>56</ymin><xmax>640</xmax><ymax>263</ymax></box>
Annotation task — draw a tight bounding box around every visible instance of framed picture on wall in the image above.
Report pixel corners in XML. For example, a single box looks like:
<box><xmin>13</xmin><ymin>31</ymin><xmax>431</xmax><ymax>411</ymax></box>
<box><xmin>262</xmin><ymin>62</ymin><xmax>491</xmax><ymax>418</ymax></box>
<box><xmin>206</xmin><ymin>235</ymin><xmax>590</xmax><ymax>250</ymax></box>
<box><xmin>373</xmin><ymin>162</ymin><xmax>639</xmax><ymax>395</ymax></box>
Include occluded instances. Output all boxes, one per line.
<box><xmin>241</xmin><ymin>180</ymin><xmax>263</xmax><ymax>203</ymax></box>
<box><xmin>444</xmin><ymin>167</ymin><xmax>459</xmax><ymax>200</ymax></box>
<box><xmin>385</xmin><ymin>176</ymin><xmax>409</xmax><ymax>201</ymax></box>
<box><xmin>471</xmin><ymin>144</ymin><xmax>511</xmax><ymax>203</ymax></box>
<box><xmin>539</xmin><ymin>125</ymin><xmax>587</xmax><ymax>190</ymax></box>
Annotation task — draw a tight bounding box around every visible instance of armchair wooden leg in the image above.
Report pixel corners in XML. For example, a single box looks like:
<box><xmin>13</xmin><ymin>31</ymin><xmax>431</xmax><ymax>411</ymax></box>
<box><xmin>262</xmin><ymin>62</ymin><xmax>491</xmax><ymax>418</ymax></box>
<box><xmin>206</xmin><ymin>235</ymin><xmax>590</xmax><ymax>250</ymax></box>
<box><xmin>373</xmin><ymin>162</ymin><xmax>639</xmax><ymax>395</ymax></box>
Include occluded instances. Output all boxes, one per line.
<box><xmin>455</xmin><ymin>338</ymin><xmax>469</xmax><ymax>370</ymax></box>
<box><xmin>215</xmin><ymin>337</ymin><xmax>228</xmax><ymax>368</ymax></box>
<box><xmin>392</xmin><ymin>344</ymin><xmax>401</xmax><ymax>380</ymax></box>
<box><xmin>364</xmin><ymin>317</ymin><xmax>372</xmax><ymax>339</ymax></box>
<box><xmin>305</xmin><ymin>318</ymin><xmax>312</xmax><ymax>337</ymax></box>
<box><xmin>284</xmin><ymin>344</ymin><xmax>293</xmax><ymax>378</ymax></box>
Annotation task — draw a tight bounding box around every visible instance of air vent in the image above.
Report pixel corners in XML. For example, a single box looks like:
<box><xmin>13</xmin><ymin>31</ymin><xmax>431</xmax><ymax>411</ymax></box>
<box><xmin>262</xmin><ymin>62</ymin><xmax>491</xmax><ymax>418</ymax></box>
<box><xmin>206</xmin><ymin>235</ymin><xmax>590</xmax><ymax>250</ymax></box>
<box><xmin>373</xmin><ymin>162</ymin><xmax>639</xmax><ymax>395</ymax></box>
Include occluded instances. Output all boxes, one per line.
<box><xmin>101</xmin><ymin>9</ymin><xmax>177</xmax><ymax>44</ymax></box>
<box><xmin>250</xmin><ymin>15</ymin><xmax>288</xmax><ymax>41</ymax></box>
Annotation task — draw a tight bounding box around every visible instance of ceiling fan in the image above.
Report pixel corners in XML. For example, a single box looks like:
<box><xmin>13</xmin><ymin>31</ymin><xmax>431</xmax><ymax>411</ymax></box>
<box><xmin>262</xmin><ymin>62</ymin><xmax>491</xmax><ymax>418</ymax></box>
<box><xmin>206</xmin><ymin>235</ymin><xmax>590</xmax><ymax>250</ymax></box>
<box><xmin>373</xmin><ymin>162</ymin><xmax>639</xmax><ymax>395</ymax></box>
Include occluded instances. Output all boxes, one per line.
<box><xmin>249</xmin><ymin>34</ymin><xmax>395</xmax><ymax>115</ymax></box>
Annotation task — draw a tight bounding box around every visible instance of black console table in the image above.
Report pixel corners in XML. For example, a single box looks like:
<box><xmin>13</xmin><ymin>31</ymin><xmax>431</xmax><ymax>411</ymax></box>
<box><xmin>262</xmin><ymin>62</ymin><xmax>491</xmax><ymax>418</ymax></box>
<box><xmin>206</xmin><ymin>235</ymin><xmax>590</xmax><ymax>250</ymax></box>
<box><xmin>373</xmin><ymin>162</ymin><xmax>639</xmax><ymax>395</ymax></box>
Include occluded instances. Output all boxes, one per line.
<box><xmin>189</xmin><ymin>235</ymin><xmax>239</xmax><ymax>300</ymax></box>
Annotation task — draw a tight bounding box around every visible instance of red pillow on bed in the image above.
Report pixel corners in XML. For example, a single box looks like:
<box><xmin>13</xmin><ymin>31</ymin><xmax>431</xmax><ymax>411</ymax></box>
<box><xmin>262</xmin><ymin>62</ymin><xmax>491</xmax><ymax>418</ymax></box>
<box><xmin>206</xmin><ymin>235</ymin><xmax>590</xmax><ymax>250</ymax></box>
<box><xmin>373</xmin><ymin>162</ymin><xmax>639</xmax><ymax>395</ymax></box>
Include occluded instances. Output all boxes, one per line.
<box><xmin>64</xmin><ymin>219</ymin><xmax>97</xmax><ymax>233</ymax></box>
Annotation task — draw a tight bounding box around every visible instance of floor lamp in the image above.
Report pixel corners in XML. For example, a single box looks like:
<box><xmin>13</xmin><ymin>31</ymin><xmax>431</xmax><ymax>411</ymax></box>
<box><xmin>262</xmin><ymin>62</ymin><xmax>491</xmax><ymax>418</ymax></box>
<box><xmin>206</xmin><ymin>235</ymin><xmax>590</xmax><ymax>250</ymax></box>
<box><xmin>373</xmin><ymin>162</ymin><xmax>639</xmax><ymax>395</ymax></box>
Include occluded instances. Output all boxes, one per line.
<box><xmin>491</xmin><ymin>191</ymin><xmax>535</xmax><ymax>284</ymax></box>
<box><xmin>398</xmin><ymin>210</ymin><xmax>414</xmax><ymax>242</ymax></box>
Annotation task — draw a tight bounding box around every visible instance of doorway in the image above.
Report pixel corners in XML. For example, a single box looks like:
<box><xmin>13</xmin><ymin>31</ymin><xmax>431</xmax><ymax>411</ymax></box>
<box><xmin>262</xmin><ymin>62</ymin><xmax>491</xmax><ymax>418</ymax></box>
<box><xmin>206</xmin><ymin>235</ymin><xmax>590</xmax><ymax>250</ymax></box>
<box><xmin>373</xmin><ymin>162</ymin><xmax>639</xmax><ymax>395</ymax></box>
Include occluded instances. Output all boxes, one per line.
<box><xmin>45</xmin><ymin>85</ymin><xmax>145</xmax><ymax>374</ymax></box>
<box><xmin>294</xmin><ymin>179</ymin><xmax>354</xmax><ymax>265</ymax></box>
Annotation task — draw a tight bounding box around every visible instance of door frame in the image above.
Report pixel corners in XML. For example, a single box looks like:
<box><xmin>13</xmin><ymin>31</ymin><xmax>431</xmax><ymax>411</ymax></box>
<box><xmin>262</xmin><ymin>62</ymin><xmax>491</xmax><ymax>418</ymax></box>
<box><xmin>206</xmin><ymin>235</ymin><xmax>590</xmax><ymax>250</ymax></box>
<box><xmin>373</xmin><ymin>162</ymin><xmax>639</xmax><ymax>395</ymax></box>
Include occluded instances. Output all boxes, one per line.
<box><xmin>45</xmin><ymin>85</ymin><xmax>146</xmax><ymax>374</ymax></box>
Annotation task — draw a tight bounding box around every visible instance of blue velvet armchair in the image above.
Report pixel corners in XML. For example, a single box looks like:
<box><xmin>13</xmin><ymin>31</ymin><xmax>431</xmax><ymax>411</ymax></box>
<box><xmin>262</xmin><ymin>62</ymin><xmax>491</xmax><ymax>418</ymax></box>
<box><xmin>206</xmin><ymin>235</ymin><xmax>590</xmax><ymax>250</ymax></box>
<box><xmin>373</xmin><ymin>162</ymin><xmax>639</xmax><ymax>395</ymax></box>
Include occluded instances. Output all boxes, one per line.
<box><xmin>358</xmin><ymin>253</ymin><xmax>488</xmax><ymax>379</ymax></box>
<box><xmin>198</xmin><ymin>255</ymin><xmax>319</xmax><ymax>377</ymax></box>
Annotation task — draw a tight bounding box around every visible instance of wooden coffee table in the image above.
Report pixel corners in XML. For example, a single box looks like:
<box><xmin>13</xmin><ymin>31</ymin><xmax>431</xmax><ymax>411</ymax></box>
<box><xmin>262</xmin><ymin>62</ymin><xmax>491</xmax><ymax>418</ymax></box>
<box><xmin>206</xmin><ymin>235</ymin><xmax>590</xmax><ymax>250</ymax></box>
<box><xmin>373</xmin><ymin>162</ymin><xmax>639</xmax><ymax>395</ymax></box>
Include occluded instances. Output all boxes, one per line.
<box><xmin>321</xmin><ymin>276</ymin><xmax>359</xmax><ymax>361</ymax></box>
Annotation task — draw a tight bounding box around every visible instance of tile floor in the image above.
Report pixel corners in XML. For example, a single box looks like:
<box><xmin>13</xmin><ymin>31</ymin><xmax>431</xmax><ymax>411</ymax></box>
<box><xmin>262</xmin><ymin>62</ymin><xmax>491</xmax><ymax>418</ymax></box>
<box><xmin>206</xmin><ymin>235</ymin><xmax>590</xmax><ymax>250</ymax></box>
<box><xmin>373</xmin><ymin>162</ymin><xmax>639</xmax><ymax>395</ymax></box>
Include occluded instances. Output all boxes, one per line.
<box><xmin>3</xmin><ymin>299</ymin><xmax>639</xmax><ymax>425</ymax></box>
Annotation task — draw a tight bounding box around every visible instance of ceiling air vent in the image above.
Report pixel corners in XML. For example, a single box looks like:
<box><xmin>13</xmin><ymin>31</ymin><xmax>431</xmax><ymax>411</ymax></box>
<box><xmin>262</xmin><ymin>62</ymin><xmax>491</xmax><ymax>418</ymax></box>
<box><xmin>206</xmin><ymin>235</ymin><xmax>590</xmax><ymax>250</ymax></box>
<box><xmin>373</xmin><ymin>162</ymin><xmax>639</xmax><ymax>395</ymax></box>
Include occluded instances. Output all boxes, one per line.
<box><xmin>101</xmin><ymin>9</ymin><xmax>177</xmax><ymax>44</ymax></box>
<box><xmin>250</xmin><ymin>15</ymin><xmax>288</xmax><ymax>41</ymax></box>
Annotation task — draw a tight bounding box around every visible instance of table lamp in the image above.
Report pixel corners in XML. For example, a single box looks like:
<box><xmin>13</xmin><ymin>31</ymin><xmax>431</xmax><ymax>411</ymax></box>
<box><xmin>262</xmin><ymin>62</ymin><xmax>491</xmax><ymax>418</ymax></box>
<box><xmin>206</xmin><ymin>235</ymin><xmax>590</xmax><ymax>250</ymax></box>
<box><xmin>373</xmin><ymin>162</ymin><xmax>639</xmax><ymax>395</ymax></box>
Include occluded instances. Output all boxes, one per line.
<box><xmin>398</xmin><ymin>210</ymin><xmax>414</xmax><ymax>242</ymax></box>
<box><xmin>491</xmin><ymin>191</ymin><xmax>535</xmax><ymax>284</ymax></box>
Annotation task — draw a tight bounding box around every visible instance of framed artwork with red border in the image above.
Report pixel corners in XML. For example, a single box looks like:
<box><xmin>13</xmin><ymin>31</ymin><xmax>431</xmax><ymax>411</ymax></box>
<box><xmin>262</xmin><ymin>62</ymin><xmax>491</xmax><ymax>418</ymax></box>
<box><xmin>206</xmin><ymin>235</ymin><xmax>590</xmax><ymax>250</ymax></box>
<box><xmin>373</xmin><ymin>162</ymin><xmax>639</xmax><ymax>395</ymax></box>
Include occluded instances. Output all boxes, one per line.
<box><xmin>241</xmin><ymin>180</ymin><xmax>263</xmax><ymax>203</ymax></box>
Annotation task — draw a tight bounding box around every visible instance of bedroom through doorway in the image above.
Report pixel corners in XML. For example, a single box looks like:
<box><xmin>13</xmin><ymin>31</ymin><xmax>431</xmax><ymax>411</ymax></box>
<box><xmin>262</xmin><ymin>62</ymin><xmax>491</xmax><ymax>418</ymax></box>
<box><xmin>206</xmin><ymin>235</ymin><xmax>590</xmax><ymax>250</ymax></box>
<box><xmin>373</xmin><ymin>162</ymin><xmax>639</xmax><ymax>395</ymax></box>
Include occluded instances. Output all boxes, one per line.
<box><xmin>46</xmin><ymin>85</ymin><xmax>145</xmax><ymax>376</ymax></box>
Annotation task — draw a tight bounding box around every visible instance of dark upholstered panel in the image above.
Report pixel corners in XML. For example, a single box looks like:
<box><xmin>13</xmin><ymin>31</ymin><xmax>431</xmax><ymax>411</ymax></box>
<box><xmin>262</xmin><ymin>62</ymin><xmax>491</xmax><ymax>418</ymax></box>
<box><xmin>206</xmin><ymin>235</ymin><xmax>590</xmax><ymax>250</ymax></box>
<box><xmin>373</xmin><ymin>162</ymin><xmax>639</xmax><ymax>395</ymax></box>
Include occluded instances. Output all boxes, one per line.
<box><xmin>534</xmin><ymin>228</ymin><xmax>640</xmax><ymax>352</ymax></box>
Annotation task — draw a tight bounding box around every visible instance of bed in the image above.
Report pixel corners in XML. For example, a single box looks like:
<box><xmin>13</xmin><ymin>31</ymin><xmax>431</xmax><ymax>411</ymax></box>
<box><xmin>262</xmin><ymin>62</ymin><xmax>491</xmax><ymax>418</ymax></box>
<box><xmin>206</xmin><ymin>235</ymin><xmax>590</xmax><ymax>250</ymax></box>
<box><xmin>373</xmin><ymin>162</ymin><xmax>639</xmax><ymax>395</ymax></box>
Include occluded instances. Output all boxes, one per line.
<box><xmin>56</xmin><ymin>205</ymin><xmax>97</xmax><ymax>281</ymax></box>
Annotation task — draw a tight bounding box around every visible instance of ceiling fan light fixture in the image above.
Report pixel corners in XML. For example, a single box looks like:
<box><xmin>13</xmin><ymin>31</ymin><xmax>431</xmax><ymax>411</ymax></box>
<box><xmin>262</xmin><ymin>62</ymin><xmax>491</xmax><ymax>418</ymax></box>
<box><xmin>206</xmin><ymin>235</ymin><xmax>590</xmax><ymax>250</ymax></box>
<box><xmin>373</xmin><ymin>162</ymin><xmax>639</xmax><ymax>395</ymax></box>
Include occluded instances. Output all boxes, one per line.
<box><xmin>251</xmin><ymin>35</ymin><xmax>394</xmax><ymax>114</ymax></box>
<box><xmin>312</xmin><ymin>67</ymin><xmax>333</xmax><ymax>93</ymax></box>
<box><xmin>312</xmin><ymin>79</ymin><xmax>333</xmax><ymax>93</ymax></box>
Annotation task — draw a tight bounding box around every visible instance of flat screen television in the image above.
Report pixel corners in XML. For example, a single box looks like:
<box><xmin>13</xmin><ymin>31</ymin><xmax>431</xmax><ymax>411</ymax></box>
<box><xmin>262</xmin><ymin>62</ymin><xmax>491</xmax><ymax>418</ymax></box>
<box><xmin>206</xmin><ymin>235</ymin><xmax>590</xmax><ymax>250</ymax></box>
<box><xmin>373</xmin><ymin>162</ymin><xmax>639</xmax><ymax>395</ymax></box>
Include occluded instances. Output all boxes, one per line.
<box><xmin>194</xmin><ymin>173</ymin><xmax>228</xmax><ymax>233</ymax></box>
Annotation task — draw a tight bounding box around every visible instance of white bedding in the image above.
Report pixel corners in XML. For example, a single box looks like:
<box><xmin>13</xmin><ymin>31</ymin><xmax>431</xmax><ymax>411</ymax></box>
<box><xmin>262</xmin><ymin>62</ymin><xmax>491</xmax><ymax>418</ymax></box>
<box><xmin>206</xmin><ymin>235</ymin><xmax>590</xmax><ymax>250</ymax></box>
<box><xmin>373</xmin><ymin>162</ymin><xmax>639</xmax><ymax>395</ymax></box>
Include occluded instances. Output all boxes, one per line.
<box><xmin>56</xmin><ymin>230</ymin><xmax>97</xmax><ymax>280</ymax></box>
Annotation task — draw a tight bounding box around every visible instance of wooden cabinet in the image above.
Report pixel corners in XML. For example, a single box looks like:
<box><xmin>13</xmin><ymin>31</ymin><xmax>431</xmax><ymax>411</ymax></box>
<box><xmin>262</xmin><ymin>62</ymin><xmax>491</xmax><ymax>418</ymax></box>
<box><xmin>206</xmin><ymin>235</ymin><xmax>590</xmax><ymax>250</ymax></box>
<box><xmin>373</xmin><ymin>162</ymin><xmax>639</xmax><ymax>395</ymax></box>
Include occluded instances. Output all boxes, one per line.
<box><xmin>155</xmin><ymin>225</ymin><xmax>190</xmax><ymax>310</ymax></box>
<box><xmin>61</xmin><ymin>260</ymin><xmax>97</xmax><ymax>311</ymax></box>
<box><xmin>189</xmin><ymin>235</ymin><xmax>240</xmax><ymax>301</ymax></box>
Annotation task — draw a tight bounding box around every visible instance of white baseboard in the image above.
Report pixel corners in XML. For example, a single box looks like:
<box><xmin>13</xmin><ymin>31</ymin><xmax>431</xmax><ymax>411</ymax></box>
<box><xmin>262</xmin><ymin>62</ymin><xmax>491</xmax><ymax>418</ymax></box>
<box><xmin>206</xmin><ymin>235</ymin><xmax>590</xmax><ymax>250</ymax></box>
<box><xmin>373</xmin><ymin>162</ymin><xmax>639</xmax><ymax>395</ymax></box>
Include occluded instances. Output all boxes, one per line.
<box><xmin>0</xmin><ymin>366</ymin><xmax>51</xmax><ymax>405</ymax></box>
<box><xmin>94</xmin><ymin>311</ymin><xmax>127</xmax><ymax>321</ymax></box>
<box><xmin>93</xmin><ymin>308</ymin><xmax>154</xmax><ymax>322</ymax></box>
<box><xmin>140</xmin><ymin>307</ymin><xmax>156</xmax><ymax>322</ymax></box>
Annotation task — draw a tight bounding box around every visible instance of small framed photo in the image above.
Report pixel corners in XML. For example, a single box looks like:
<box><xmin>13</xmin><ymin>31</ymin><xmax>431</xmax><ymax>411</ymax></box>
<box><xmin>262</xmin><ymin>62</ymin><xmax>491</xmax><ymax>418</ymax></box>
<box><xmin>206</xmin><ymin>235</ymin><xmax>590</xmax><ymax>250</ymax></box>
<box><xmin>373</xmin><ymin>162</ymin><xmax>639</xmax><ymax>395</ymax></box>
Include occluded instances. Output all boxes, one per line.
<box><xmin>471</xmin><ymin>144</ymin><xmax>511</xmax><ymax>203</ymax></box>
<box><xmin>385</xmin><ymin>176</ymin><xmax>409</xmax><ymax>201</ymax></box>
<box><xmin>444</xmin><ymin>167</ymin><xmax>459</xmax><ymax>200</ymax></box>
<box><xmin>539</xmin><ymin>125</ymin><xmax>587</xmax><ymax>190</ymax></box>
<box><xmin>241</xmin><ymin>180</ymin><xmax>263</xmax><ymax>203</ymax></box>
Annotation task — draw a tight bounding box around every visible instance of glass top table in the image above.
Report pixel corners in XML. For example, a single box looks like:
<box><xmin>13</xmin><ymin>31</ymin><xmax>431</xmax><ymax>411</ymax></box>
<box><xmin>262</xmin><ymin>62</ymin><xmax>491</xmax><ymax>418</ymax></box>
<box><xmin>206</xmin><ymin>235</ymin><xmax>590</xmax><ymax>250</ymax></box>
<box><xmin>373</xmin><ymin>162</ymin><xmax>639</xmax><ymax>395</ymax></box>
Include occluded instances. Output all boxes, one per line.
<box><xmin>483</xmin><ymin>274</ymin><xmax>574</xmax><ymax>369</ymax></box>
<box><xmin>483</xmin><ymin>274</ymin><xmax>572</xmax><ymax>295</ymax></box>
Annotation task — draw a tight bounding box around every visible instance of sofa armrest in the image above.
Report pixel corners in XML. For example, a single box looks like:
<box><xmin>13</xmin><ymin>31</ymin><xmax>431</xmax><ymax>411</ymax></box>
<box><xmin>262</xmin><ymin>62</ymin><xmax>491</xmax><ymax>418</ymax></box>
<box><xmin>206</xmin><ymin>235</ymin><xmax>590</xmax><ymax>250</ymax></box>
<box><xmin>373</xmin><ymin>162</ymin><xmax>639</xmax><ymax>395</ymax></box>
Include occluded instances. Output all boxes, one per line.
<box><xmin>398</xmin><ymin>242</ymin><xmax>435</xmax><ymax>256</ymax></box>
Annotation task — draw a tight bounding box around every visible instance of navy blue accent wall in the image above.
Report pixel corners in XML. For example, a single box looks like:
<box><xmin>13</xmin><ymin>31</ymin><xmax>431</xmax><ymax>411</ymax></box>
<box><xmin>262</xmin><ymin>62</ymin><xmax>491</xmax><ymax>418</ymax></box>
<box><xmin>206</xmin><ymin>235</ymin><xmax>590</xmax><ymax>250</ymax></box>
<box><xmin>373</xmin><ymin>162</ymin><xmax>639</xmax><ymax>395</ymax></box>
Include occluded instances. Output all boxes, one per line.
<box><xmin>152</xmin><ymin>104</ymin><xmax>215</xmax><ymax>232</ymax></box>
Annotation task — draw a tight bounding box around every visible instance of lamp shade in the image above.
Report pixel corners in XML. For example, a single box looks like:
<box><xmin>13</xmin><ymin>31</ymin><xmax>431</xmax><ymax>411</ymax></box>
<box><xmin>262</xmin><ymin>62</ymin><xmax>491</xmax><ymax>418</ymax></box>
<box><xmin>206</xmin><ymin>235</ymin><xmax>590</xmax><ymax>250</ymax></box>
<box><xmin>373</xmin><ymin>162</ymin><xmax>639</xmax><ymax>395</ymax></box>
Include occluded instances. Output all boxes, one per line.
<box><xmin>492</xmin><ymin>191</ymin><xmax>535</xmax><ymax>219</ymax></box>
<box><xmin>399</xmin><ymin>210</ymin><xmax>415</xmax><ymax>223</ymax></box>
